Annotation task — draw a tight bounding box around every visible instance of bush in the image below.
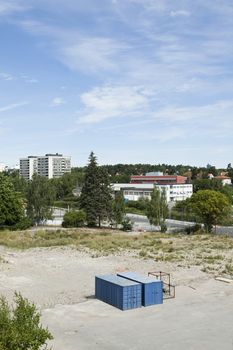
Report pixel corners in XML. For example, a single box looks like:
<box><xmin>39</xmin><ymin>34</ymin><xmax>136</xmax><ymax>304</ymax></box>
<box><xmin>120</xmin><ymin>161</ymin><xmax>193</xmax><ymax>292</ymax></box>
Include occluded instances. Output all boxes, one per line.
<box><xmin>185</xmin><ymin>223</ymin><xmax>202</xmax><ymax>235</ymax></box>
<box><xmin>62</xmin><ymin>209</ymin><xmax>86</xmax><ymax>228</ymax></box>
<box><xmin>126</xmin><ymin>198</ymin><xmax>148</xmax><ymax>212</ymax></box>
<box><xmin>160</xmin><ymin>223</ymin><xmax>167</xmax><ymax>233</ymax></box>
<box><xmin>12</xmin><ymin>217</ymin><xmax>33</xmax><ymax>230</ymax></box>
<box><xmin>0</xmin><ymin>293</ymin><xmax>53</xmax><ymax>350</ymax></box>
<box><xmin>121</xmin><ymin>217</ymin><xmax>133</xmax><ymax>231</ymax></box>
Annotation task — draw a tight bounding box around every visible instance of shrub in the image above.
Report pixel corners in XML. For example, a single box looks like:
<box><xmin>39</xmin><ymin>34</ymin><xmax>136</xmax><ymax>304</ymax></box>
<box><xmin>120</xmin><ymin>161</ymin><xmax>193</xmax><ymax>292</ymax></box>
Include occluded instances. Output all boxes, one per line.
<box><xmin>0</xmin><ymin>293</ymin><xmax>53</xmax><ymax>350</ymax></box>
<box><xmin>12</xmin><ymin>217</ymin><xmax>33</xmax><ymax>231</ymax></box>
<box><xmin>160</xmin><ymin>223</ymin><xmax>167</xmax><ymax>233</ymax></box>
<box><xmin>62</xmin><ymin>209</ymin><xmax>86</xmax><ymax>228</ymax></box>
<box><xmin>185</xmin><ymin>224</ymin><xmax>202</xmax><ymax>235</ymax></box>
<box><xmin>121</xmin><ymin>217</ymin><xmax>133</xmax><ymax>231</ymax></box>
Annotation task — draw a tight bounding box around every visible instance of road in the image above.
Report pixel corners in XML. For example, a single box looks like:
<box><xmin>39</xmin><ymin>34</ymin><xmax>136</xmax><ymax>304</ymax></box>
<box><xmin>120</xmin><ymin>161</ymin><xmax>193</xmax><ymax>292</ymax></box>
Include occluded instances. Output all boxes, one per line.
<box><xmin>126</xmin><ymin>213</ymin><xmax>196</xmax><ymax>232</ymax></box>
<box><xmin>126</xmin><ymin>213</ymin><xmax>233</xmax><ymax>236</ymax></box>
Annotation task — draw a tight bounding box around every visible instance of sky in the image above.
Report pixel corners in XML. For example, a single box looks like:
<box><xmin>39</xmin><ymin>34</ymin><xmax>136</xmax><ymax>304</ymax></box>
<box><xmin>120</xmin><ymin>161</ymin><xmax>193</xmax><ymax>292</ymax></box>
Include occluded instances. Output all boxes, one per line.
<box><xmin>0</xmin><ymin>0</ymin><xmax>233</xmax><ymax>168</ymax></box>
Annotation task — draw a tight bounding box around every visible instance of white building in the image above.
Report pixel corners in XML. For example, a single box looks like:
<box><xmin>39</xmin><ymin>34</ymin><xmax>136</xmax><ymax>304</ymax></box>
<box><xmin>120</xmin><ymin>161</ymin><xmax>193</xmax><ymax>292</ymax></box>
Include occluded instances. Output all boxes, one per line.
<box><xmin>20</xmin><ymin>156</ymin><xmax>38</xmax><ymax>180</ymax></box>
<box><xmin>20</xmin><ymin>153</ymin><xmax>71</xmax><ymax>180</ymax></box>
<box><xmin>112</xmin><ymin>183</ymin><xmax>193</xmax><ymax>203</ymax></box>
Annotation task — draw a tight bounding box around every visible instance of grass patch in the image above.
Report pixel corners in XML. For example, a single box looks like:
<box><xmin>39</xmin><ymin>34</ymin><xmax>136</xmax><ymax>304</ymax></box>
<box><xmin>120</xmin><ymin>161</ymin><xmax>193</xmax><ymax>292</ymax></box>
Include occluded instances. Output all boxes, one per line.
<box><xmin>0</xmin><ymin>229</ymin><xmax>233</xmax><ymax>273</ymax></box>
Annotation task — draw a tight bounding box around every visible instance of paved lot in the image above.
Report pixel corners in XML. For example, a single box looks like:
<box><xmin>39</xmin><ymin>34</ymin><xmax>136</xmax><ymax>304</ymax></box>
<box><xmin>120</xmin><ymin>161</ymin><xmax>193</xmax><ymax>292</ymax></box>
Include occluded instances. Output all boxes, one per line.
<box><xmin>42</xmin><ymin>281</ymin><xmax>233</xmax><ymax>350</ymax></box>
<box><xmin>0</xmin><ymin>246</ymin><xmax>233</xmax><ymax>350</ymax></box>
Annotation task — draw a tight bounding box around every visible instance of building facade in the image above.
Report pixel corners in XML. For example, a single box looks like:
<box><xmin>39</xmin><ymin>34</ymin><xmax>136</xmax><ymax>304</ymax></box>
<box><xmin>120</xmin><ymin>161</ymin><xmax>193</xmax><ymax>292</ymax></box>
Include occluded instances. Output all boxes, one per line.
<box><xmin>20</xmin><ymin>153</ymin><xmax>71</xmax><ymax>180</ymax></box>
<box><xmin>112</xmin><ymin>183</ymin><xmax>193</xmax><ymax>203</ymax></box>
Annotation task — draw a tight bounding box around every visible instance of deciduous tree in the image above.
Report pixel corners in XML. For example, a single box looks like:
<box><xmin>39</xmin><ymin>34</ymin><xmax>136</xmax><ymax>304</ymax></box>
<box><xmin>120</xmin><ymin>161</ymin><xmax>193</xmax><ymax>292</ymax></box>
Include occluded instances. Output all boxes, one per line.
<box><xmin>0</xmin><ymin>174</ymin><xmax>24</xmax><ymax>227</ymax></box>
<box><xmin>146</xmin><ymin>187</ymin><xmax>168</xmax><ymax>230</ymax></box>
<box><xmin>26</xmin><ymin>174</ymin><xmax>55</xmax><ymax>225</ymax></box>
<box><xmin>189</xmin><ymin>190</ymin><xmax>231</xmax><ymax>232</ymax></box>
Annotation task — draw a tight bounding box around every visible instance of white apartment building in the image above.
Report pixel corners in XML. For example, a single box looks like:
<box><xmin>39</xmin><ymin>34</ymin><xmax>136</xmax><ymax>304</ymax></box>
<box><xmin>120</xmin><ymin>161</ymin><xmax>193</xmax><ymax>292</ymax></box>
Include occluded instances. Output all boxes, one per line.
<box><xmin>112</xmin><ymin>183</ymin><xmax>193</xmax><ymax>203</ymax></box>
<box><xmin>20</xmin><ymin>153</ymin><xmax>71</xmax><ymax>180</ymax></box>
<box><xmin>20</xmin><ymin>156</ymin><xmax>38</xmax><ymax>180</ymax></box>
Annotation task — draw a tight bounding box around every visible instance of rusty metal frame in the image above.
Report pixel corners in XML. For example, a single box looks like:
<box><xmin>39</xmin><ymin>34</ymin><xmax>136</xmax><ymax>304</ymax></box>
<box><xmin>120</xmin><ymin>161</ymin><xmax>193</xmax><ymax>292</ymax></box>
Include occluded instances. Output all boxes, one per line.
<box><xmin>148</xmin><ymin>271</ymin><xmax>175</xmax><ymax>299</ymax></box>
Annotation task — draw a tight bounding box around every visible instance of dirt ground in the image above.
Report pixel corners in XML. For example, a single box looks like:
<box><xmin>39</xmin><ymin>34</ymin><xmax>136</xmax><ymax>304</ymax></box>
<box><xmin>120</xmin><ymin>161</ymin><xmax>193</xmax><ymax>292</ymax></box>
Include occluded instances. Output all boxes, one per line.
<box><xmin>0</xmin><ymin>245</ymin><xmax>233</xmax><ymax>349</ymax></box>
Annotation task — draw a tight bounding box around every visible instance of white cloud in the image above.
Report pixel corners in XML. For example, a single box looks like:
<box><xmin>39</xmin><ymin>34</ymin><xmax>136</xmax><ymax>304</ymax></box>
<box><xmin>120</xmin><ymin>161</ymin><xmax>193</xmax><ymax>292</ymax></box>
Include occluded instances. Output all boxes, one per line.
<box><xmin>77</xmin><ymin>85</ymin><xmax>149</xmax><ymax>124</ymax></box>
<box><xmin>0</xmin><ymin>1</ymin><xmax>26</xmax><ymax>15</ymax></box>
<box><xmin>0</xmin><ymin>101</ymin><xmax>29</xmax><ymax>113</ymax></box>
<box><xmin>133</xmin><ymin>127</ymin><xmax>186</xmax><ymax>142</ymax></box>
<box><xmin>25</xmin><ymin>78</ymin><xmax>38</xmax><ymax>83</ymax></box>
<box><xmin>152</xmin><ymin>100</ymin><xmax>233</xmax><ymax>123</ymax></box>
<box><xmin>51</xmin><ymin>97</ymin><xmax>66</xmax><ymax>106</ymax></box>
<box><xmin>0</xmin><ymin>73</ymin><xmax>14</xmax><ymax>81</ymax></box>
<box><xmin>170</xmin><ymin>10</ymin><xmax>191</xmax><ymax>17</ymax></box>
<box><xmin>59</xmin><ymin>38</ymin><xmax>129</xmax><ymax>74</ymax></box>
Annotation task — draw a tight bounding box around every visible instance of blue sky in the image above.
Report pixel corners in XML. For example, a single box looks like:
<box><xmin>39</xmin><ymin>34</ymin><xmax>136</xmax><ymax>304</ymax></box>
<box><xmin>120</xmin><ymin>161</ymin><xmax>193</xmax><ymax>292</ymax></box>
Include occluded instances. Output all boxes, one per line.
<box><xmin>0</xmin><ymin>0</ymin><xmax>232</xmax><ymax>167</ymax></box>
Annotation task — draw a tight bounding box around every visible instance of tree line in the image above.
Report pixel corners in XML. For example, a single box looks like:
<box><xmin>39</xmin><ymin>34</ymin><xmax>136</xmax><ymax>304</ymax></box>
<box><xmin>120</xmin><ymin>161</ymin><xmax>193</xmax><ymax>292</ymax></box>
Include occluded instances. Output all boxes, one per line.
<box><xmin>0</xmin><ymin>153</ymin><xmax>233</xmax><ymax>232</ymax></box>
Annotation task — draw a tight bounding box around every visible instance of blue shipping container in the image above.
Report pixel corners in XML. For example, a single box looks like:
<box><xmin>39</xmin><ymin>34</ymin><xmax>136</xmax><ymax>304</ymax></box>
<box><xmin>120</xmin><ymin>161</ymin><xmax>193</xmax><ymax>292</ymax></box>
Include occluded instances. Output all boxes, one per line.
<box><xmin>95</xmin><ymin>275</ymin><xmax>142</xmax><ymax>310</ymax></box>
<box><xmin>117</xmin><ymin>272</ymin><xmax>163</xmax><ymax>307</ymax></box>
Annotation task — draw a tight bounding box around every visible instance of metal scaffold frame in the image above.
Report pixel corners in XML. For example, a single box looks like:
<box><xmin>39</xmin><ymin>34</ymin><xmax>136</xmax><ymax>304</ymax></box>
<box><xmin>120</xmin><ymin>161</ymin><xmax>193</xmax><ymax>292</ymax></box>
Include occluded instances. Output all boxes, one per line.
<box><xmin>148</xmin><ymin>271</ymin><xmax>175</xmax><ymax>299</ymax></box>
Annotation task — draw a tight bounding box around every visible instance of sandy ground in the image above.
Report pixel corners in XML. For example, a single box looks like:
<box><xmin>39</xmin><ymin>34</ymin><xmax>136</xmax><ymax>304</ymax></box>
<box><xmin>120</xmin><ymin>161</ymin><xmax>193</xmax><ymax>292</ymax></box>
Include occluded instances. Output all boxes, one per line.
<box><xmin>0</xmin><ymin>246</ymin><xmax>233</xmax><ymax>349</ymax></box>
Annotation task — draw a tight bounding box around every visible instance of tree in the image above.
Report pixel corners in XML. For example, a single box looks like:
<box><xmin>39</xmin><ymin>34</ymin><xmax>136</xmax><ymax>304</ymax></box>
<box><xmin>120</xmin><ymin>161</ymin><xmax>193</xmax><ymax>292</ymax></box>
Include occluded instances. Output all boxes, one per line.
<box><xmin>112</xmin><ymin>191</ymin><xmax>125</xmax><ymax>227</ymax></box>
<box><xmin>51</xmin><ymin>173</ymin><xmax>78</xmax><ymax>200</ymax></box>
<box><xmin>146</xmin><ymin>187</ymin><xmax>168</xmax><ymax>230</ymax></box>
<box><xmin>80</xmin><ymin>152</ymin><xmax>112</xmax><ymax>227</ymax></box>
<box><xmin>193</xmin><ymin>179</ymin><xmax>223</xmax><ymax>192</ymax></box>
<box><xmin>189</xmin><ymin>190</ymin><xmax>231</xmax><ymax>232</ymax></box>
<box><xmin>0</xmin><ymin>293</ymin><xmax>53</xmax><ymax>350</ymax></box>
<box><xmin>62</xmin><ymin>209</ymin><xmax>86</xmax><ymax>227</ymax></box>
<box><xmin>0</xmin><ymin>174</ymin><xmax>24</xmax><ymax>227</ymax></box>
<box><xmin>96</xmin><ymin>167</ymin><xmax>113</xmax><ymax>227</ymax></box>
<box><xmin>26</xmin><ymin>175</ymin><xmax>55</xmax><ymax>225</ymax></box>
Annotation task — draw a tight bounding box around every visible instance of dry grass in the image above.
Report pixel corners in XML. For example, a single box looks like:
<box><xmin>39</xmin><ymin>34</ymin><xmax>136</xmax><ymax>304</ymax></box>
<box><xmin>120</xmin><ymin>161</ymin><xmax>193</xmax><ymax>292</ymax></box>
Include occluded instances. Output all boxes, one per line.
<box><xmin>0</xmin><ymin>229</ymin><xmax>233</xmax><ymax>276</ymax></box>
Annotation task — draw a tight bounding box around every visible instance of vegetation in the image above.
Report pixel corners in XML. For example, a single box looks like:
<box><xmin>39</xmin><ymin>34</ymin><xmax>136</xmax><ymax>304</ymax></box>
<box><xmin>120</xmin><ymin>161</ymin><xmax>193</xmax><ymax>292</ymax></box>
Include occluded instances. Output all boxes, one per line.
<box><xmin>0</xmin><ymin>293</ymin><xmax>53</xmax><ymax>350</ymax></box>
<box><xmin>0</xmin><ymin>173</ymin><xmax>24</xmax><ymax>227</ymax></box>
<box><xmin>170</xmin><ymin>199</ymin><xmax>197</xmax><ymax>222</ymax></box>
<box><xmin>62</xmin><ymin>210</ymin><xmax>86</xmax><ymax>228</ymax></box>
<box><xmin>125</xmin><ymin>198</ymin><xmax>148</xmax><ymax>215</ymax></box>
<box><xmin>2</xmin><ymin>159</ymin><xmax>233</xmax><ymax>231</ymax></box>
<box><xmin>189</xmin><ymin>190</ymin><xmax>232</xmax><ymax>232</ymax></box>
<box><xmin>121</xmin><ymin>217</ymin><xmax>133</xmax><ymax>231</ymax></box>
<box><xmin>1</xmin><ymin>228</ymin><xmax>233</xmax><ymax>275</ymax></box>
<box><xmin>26</xmin><ymin>174</ymin><xmax>55</xmax><ymax>225</ymax></box>
<box><xmin>80</xmin><ymin>152</ymin><xmax>112</xmax><ymax>227</ymax></box>
<box><xmin>146</xmin><ymin>188</ymin><xmax>168</xmax><ymax>231</ymax></box>
<box><xmin>112</xmin><ymin>191</ymin><xmax>125</xmax><ymax>227</ymax></box>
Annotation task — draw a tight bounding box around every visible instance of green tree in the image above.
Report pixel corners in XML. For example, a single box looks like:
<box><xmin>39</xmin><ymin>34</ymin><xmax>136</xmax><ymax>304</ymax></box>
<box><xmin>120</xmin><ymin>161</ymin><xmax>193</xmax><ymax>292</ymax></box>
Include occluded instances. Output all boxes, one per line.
<box><xmin>112</xmin><ymin>191</ymin><xmax>125</xmax><ymax>227</ymax></box>
<box><xmin>193</xmin><ymin>179</ymin><xmax>223</xmax><ymax>192</ymax></box>
<box><xmin>62</xmin><ymin>209</ymin><xmax>86</xmax><ymax>227</ymax></box>
<box><xmin>0</xmin><ymin>174</ymin><xmax>24</xmax><ymax>227</ymax></box>
<box><xmin>0</xmin><ymin>293</ymin><xmax>53</xmax><ymax>350</ymax></box>
<box><xmin>189</xmin><ymin>190</ymin><xmax>231</xmax><ymax>232</ymax></box>
<box><xmin>51</xmin><ymin>173</ymin><xmax>79</xmax><ymax>200</ymax></box>
<box><xmin>96</xmin><ymin>167</ymin><xmax>113</xmax><ymax>227</ymax></box>
<box><xmin>26</xmin><ymin>175</ymin><xmax>55</xmax><ymax>225</ymax></box>
<box><xmin>8</xmin><ymin>172</ymin><xmax>28</xmax><ymax>196</ymax></box>
<box><xmin>220</xmin><ymin>185</ymin><xmax>233</xmax><ymax>204</ymax></box>
<box><xmin>80</xmin><ymin>152</ymin><xmax>112</xmax><ymax>227</ymax></box>
<box><xmin>146</xmin><ymin>187</ymin><xmax>168</xmax><ymax>230</ymax></box>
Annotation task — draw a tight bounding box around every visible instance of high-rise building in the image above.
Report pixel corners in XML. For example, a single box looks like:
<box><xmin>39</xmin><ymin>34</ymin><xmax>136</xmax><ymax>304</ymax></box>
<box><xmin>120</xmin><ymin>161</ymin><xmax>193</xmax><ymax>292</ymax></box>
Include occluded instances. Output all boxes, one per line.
<box><xmin>19</xmin><ymin>153</ymin><xmax>71</xmax><ymax>180</ymax></box>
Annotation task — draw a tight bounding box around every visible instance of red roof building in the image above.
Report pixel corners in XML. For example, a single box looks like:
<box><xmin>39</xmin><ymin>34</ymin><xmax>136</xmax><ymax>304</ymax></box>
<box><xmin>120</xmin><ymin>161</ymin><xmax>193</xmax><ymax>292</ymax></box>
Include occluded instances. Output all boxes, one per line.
<box><xmin>130</xmin><ymin>175</ymin><xmax>188</xmax><ymax>185</ymax></box>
